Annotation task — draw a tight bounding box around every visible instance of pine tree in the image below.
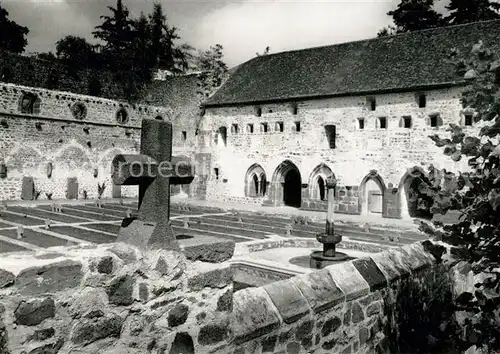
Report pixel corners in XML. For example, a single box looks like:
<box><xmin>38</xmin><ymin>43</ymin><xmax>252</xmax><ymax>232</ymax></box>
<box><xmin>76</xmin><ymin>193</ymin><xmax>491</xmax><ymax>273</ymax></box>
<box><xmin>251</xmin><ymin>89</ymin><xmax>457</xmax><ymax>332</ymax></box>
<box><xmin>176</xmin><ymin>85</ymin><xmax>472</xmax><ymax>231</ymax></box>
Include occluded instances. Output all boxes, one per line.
<box><xmin>131</xmin><ymin>13</ymin><xmax>151</xmax><ymax>81</ymax></box>
<box><xmin>446</xmin><ymin>0</ymin><xmax>500</xmax><ymax>25</ymax></box>
<box><xmin>92</xmin><ymin>0</ymin><xmax>133</xmax><ymax>70</ymax></box>
<box><xmin>0</xmin><ymin>3</ymin><xmax>29</xmax><ymax>53</ymax></box>
<box><xmin>387</xmin><ymin>0</ymin><xmax>444</xmax><ymax>33</ymax></box>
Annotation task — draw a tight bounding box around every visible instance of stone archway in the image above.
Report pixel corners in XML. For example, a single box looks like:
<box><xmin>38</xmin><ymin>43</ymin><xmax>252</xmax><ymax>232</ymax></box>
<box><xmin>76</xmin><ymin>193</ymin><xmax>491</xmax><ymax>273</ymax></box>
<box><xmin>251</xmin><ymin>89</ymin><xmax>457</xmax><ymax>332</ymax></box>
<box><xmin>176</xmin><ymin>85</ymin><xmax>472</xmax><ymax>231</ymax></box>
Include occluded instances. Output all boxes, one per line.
<box><xmin>245</xmin><ymin>164</ymin><xmax>267</xmax><ymax>197</ymax></box>
<box><xmin>359</xmin><ymin>170</ymin><xmax>387</xmax><ymax>216</ymax></box>
<box><xmin>269</xmin><ymin>160</ymin><xmax>302</xmax><ymax>207</ymax></box>
<box><xmin>398</xmin><ymin>167</ymin><xmax>433</xmax><ymax>219</ymax></box>
<box><xmin>307</xmin><ymin>164</ymin><xmax>335</xmax><ymax>201</ymax></box>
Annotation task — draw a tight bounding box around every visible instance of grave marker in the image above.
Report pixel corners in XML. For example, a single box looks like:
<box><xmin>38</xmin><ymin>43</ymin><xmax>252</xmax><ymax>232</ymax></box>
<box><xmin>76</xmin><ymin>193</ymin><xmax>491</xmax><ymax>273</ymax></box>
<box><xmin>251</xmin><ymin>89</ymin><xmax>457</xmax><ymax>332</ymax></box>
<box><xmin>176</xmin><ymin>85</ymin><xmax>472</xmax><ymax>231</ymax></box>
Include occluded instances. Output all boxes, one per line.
<box><xmin>112</xmin><ymin>119</ymin><xmax>194</xmax><ymax>251</ymax></box>
<box><xmin>66</xmin><ymin>177</ymin><xmax>78</xmax><ymax>199</ymax></box>
<box><xmin>21</xmin><ymin>177</ymin><xmax>34</xmax><ymax>200</ymax></box>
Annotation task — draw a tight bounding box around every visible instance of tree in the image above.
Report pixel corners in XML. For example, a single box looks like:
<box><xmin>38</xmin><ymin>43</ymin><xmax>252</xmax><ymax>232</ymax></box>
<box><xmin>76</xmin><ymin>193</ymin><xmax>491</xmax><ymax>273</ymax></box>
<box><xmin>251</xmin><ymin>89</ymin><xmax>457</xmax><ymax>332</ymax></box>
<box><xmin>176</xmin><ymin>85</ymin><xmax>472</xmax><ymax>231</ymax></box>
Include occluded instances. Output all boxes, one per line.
<box><xmin>92</xmin><ymin>0</ymin><xmax>134</xmax><ymax>70</ymax></box>
<box><xmin>130</xmin><ymin>13</ymin><xmax>151</xmax><ymax>80</ymax></box>
<box><xmin>56</xmin><ymin>36</ymin><xmax>94</xmax><ymax>69</ymax></box>
<box><xmin>0</xmin><ymin>4</ymin><xmax>29</xmax><ymax>53</ymax></box>
<box><xmin>195</xmin><ymin>44</ymin><xmax>229</xmax><ymax>98</ymax></box>
<box><xmin>446</xmin><ymin>0</ymin><xmax>500</xmax><ymax>25</ymax></box>
<box><xmin>377</xmin><ymin>25</ymin><xmax>398</xmax><ymax>37</ymax></box>
<box><xmin>417</xmin><ymin>40</ymin><xmax>500</xmax><ymax>352</ymax></box>
<box><xmin>148</xmin><ymin>2</ymin><xmax>185</xmax><ymax>72</ymax></box>
<box><xmin>384</xmin><ymin>0</ymin><xmax>444</xmax><ymax>34</ymax></box>
<box><xmin>389</xmin><ymin>0</ymin><xmax>444</xmax><ymax>32</ymax></box>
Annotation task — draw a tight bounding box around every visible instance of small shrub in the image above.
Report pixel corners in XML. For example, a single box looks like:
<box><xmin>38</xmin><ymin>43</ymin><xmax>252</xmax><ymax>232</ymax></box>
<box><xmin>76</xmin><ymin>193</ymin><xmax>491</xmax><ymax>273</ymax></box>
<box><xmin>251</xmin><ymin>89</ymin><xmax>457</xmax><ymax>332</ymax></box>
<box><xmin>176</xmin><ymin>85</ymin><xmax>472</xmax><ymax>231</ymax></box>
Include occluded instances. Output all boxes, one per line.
<box><xmin>384</xmin><ymin>265</ymin><xmax>462</xmax><ymax>354</ymax></box>
<box><xmin>34</xmin><ymin>190</ymin><xmax>41</xmax><ymax>200</ymax></box>
<box><xmin>45</xmin><ymin>192</ymin><xmax>53</xmax><ymax>200</ymax></box>
<box><xmin>97</xmin><ymin>182</ymin><xmax>106</xmax><ymax>199</ymax></box>
<box><xmin>82</xmin><ymin>190</ymin><xmax>88</xmax><ymax>200</ymax></box>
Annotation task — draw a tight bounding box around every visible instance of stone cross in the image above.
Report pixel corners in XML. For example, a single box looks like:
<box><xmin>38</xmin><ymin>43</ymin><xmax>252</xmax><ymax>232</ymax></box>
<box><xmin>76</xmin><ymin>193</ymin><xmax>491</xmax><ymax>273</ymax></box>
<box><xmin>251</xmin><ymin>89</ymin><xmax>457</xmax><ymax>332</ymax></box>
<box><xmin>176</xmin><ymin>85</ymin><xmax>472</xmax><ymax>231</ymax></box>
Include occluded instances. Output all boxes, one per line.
<box><xmin>112</xmin><ymin>119</ymin><xmax>194</xmax><ymax>250</ymax></box>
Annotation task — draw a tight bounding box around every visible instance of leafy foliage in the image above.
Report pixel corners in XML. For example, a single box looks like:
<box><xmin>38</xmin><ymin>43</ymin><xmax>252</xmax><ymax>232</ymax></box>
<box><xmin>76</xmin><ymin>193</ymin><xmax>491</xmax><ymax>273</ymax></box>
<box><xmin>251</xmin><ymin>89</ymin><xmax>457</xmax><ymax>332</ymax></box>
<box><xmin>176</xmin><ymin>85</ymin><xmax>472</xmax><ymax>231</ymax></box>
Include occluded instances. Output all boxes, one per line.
<box><xmin>446</xmin><ymin>0</ymin><xmax>500</xmax><ymax>25</ymax></box>
<box><xmin>384</xmin><ymin>266</ymin><xmax>461</xmax><ymax>353</ymax></box>
<box><xmin>0</xmin><ymin>5</ymin><xmax>29</xmax><ymax>53</ymax></box>
<box><xmin>418</xmin><ymin>40</ymin><xmax>500</xmax><ymax>351</ymax></box>
<box><xmin>386</xmin><ymin>0</ymin><xmax>445</xmax><ymax>34</ymax></box>
<box><xmin>381</xmin><ymin>0</ymin><xmax>500</xmax><ymax>35</ymax></box>
<box><xmin>196</xmin><ymin>44</ymin><xmax>229</xmax><ymax>99</ymax></box>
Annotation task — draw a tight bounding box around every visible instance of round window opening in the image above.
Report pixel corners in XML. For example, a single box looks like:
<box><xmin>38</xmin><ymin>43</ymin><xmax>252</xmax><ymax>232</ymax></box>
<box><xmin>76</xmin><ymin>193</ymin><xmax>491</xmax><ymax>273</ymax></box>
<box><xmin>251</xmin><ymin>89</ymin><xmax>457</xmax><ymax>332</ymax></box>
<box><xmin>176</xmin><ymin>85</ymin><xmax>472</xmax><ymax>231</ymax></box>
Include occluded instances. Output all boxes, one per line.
<box><xmin>71</xmin><ymin>102</ymin><xmax>87</xmax><ymax>120</ymax></box>
<box><xmin>116</xmin><ymin>107</ymin><xmax>129</xmax><ymax>124</ymax></box>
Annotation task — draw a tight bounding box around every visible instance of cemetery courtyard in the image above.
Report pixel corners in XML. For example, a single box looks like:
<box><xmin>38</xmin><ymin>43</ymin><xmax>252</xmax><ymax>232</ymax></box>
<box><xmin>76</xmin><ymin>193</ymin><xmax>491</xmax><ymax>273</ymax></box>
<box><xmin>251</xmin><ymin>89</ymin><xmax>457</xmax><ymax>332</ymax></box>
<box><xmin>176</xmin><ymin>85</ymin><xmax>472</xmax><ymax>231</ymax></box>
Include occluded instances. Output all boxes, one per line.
<box><xmin>0</xmin><ymin>197</ymin><xmax>428</xmax><ymax>254</ymax></box>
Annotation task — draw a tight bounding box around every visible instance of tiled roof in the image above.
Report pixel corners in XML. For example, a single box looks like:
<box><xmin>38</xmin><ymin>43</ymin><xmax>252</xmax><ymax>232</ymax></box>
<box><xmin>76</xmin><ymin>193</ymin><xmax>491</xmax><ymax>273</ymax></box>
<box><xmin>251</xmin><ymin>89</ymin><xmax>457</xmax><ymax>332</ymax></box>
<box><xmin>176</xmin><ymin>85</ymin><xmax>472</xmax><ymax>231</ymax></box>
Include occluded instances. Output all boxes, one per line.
<box><xmin>203</xmin><ymin>20</ymin><xmax>500</xmax><ymax>107</ymax></box>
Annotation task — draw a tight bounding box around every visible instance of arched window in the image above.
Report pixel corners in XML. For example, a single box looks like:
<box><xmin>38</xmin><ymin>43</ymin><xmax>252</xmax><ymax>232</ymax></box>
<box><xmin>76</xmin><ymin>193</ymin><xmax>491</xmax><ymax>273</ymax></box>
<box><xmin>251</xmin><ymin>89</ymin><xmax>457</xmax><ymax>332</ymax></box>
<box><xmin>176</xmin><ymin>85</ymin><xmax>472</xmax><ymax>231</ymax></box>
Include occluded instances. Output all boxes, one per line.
<box><xmin>116</xmin><ymin>107</ymin><xmax>129</xmax><ymax>124</ymax></box>
<box><xmin>19</xmin><ymin>93</ymin><xmax>41</xmax><ymax>114</ymax></box>
<box><xmin>218</xmin><ymin>127</ymin><xmax>227</xmax><ymax>147</ymax></box>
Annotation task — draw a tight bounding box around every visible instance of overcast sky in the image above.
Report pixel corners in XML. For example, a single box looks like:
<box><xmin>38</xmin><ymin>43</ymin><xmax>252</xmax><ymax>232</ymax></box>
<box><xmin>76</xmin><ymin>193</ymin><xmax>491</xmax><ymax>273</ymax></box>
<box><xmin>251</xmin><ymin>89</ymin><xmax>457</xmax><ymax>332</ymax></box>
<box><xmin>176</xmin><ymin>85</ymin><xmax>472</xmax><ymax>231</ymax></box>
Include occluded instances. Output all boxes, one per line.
<box><xmin>3</xmin><ymin>0</ymin><xmax>451</xmax><ymax>68</ymax></box>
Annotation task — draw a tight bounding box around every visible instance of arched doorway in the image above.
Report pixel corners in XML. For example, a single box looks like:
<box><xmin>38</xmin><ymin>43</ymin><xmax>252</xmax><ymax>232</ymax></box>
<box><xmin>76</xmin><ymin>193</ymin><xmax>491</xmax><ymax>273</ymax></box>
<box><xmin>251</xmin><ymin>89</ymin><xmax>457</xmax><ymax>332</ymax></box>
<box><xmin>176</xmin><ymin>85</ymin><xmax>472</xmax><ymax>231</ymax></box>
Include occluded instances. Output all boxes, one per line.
<box><xmin>359</xmin><ymin>171</ymin><xmax>386</xmax><ymax>216</ymax></box>
<box><xmin>245</xmin><ymin>164</ymin><xmax>267</xmax><ymax>197</ymax></box>
<box><xmin>399</xmin><ymin>167</ymin><xmax>433</xmax><ymax>219</ymax></box>
<box><xmin>308</xmin><ymin>164</ymin><xmax>334</xmax><ymax>201</ymax></box>
<box><xmin>284</xmin><ymin>168</ymin><xmax>302</xmax><ymax>207</ymax></box>
<box><xmin>268</xmin><ymin>160</ymin><xmax>302</xmax><ymax>207</ymax></box>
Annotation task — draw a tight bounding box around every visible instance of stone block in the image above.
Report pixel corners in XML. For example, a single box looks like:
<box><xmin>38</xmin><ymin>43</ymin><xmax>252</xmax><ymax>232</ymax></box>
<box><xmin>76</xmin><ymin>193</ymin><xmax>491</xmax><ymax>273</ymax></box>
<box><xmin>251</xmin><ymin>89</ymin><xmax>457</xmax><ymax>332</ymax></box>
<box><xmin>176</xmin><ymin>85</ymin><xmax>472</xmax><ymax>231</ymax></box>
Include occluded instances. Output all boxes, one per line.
<box><xmin>69</xmin><ymin>287</ymin><xmax>109</xmax><ymax>319</ymax></box>
<box><xmin>198</xmin><ymin>322</ymin><xmax>229</xmax><ymax>346</ymax></box>
<box><xmin>326</xmin><ymin>261</ymin><xmax>370</xmax><ymax>301</ymax></box>
<box><xmin>97</xmin><ymin>256</ymin><xmax>114</xmax><ymax>274</ymax></box>
<box><xmin>321</xmin><ymin>316</ymin><xmax>341</xmax><ymax>337</ymax></box>
<box><xmin>404</xmin><ymin>242</ymin><xmax>436</xmax><ymax>270</ymax></box>
<box><xmin>217</xmin><ymin>289</ymin><xmax>233</xmax><ymax>312</ymax></box>
<box><xmin>370</xmin><ymin>251</ymin><xmax>409</xmax><ymax>282</ymax></box>
<box><xmin>0</xmin><ymin>268</ymin><xmax>15</xmax><ymax>288</ymax></box>
<box><xmin>71</xmin><ymin>314</ymin><xmax>123</xmax><ymax>345</ymax></box>
<box><xmin>16</xmin><ymin>260</ymin><xmax>83</xmax><ymax>295</ymax></box>
<box><xmin>106</xmin><ymin>274</ymin><xmax>135</xmax><ymax>306</ymax></box>
<box><xmin>352</xmin><ymin>258</ymin><xmax>387</xmax><ymax>291</ymax></box>
<box><xmin>291</xmin><ymin>269</ymin><xmax>345</xmax><ymax>313</ymax></box>
<box><xmin>231</xmin><ymin>287</ymin><xmax>281</xmax><ymax>343</ymax></box>
<box><xmin>181</xmin><ymin>238</ymin><xmax>235</xmax><ymax>263</ymax></box>
<box><xmin>187</xmin><ymin>265</ymin><xmax>233</xmax><ymax>291</ymax></box>
<box><xmin>168</xmin><ymin>303</ymin><xmax>189</xmax><ymax>327</ymax></box>
<box><xmin>14</xmin><ymin>297</ymin><xmax>55</xmax><ymax>326</ymax></box>
<box><xmin>263</xmin><ymin>279</ymin><xmax>310</xmax><ymax>324</ymax></box>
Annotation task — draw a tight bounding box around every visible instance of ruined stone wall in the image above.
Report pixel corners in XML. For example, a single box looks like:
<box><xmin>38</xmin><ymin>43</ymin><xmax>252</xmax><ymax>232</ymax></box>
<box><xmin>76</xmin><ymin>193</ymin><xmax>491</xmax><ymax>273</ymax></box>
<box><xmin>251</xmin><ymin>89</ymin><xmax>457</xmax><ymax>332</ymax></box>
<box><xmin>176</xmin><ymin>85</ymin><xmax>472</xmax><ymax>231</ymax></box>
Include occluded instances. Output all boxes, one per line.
<box><xmin>0</xmin><ymin>83</ymin><xmax>174</xmax><ymax>200</ymax></box>
<box><xmin>201</xmin><ymin>87</ymin><xmax>482</xmax><ymax>218</ymax></box>
<box><xmin>0</xmin><ymin>243</ymin><xmax>233</xmax><ymax>354</ymax></box>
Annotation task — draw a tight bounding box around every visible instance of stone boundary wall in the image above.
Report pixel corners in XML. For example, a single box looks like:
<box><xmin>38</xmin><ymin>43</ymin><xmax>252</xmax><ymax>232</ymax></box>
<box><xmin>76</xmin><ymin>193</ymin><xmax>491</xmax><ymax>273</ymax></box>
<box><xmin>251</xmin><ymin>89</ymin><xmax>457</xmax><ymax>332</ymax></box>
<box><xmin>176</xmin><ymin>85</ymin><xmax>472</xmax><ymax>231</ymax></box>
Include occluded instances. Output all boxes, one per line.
<box><xmin>0</xmin><ymin>243</ymin><xmax>234</xmax><ymax>354</ymax></box>
<box><xmin>222</xmin><ymin>241</ymin><xmax>440</xmax><ymax>354</ymax></box>
<box><xmin>0</xmin><ymin>82</ymin><xmax>195</xmax><ymax>201</ymax></box>
<box><xmin>0</xmin><ymin>83</ymin><xmax>172</xmax><ymax>127</ymax></box>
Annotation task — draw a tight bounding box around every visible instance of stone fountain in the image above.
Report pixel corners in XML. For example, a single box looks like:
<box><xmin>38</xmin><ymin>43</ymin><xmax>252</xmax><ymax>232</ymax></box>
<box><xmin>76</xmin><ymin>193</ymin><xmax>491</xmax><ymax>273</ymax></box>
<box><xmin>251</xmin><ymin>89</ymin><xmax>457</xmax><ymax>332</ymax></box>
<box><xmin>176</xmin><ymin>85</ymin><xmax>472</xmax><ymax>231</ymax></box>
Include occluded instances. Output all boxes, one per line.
<box><xmin>309</xmin><ymin>175</ymin><xmax>349</xmax><ymax>269</ymax></box>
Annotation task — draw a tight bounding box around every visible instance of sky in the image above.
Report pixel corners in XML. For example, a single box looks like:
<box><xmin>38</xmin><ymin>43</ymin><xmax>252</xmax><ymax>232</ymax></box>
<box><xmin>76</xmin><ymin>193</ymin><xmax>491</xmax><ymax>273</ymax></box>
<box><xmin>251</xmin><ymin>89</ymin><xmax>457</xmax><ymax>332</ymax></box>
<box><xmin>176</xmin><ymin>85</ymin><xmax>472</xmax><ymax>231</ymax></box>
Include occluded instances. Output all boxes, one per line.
<box><xmin>2</xmin><ymin>0</ymin><xmax>451</xmax><ymax>68</ymax></box>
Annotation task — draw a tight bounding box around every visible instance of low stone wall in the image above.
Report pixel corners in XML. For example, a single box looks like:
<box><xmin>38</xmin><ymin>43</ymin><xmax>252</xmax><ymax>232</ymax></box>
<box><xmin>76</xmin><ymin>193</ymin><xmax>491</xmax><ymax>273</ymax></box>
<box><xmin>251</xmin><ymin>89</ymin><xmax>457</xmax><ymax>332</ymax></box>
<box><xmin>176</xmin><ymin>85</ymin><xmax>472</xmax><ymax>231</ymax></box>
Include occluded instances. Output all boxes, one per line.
<box><xmin>0</xmin><ymin>239</ymin><xmax>456</xmax><ymax>354</ymax></box>
<box><xmin>0</xmin><ymin>243</ymin><xmax>233</xmax><ymax>354</ymax></box>
<box><xmin>221</xmin><ymin>241</ymin><xmax>441</xmax><ymax>354</ymax></box>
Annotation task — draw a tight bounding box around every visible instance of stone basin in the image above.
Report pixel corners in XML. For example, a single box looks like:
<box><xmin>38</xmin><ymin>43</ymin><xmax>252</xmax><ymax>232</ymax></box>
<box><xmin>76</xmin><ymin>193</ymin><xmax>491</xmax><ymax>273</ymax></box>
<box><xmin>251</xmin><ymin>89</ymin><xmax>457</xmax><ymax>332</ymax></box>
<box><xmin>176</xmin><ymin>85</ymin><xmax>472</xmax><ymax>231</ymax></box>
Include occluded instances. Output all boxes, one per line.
<box><xmin>229</xmin><ymin>237</ymin><xmax>392</xmax><ymax>290</ymax></box>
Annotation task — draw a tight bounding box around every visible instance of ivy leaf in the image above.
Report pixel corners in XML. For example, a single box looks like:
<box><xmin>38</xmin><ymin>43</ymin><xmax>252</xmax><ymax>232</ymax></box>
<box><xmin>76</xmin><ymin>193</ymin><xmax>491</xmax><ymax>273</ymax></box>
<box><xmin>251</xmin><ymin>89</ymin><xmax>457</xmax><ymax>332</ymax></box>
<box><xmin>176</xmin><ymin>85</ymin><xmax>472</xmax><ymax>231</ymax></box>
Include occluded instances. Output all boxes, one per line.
<box><xmin>444</xmin><ymin>144</ymin><xmax>457</xmax><ymax>156</ymax></box>
<box><xmin>491</xmin><ymin>145</ymin><xmax>500</xmax><ymax>157</ymax></box>
<box><xmin>429</xmin><ymin>135</ymin><xmax>451</xmax><ymax>147</ymax></box>
<box><xmin>488</xmin><ymin>190</ymin><xmax>500</xmax><ymax>210</ymax></box>
<box><xmin>451</xmin><ymin>151</ymin><xmax>462</xmax><ymax>161</ymax></box>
